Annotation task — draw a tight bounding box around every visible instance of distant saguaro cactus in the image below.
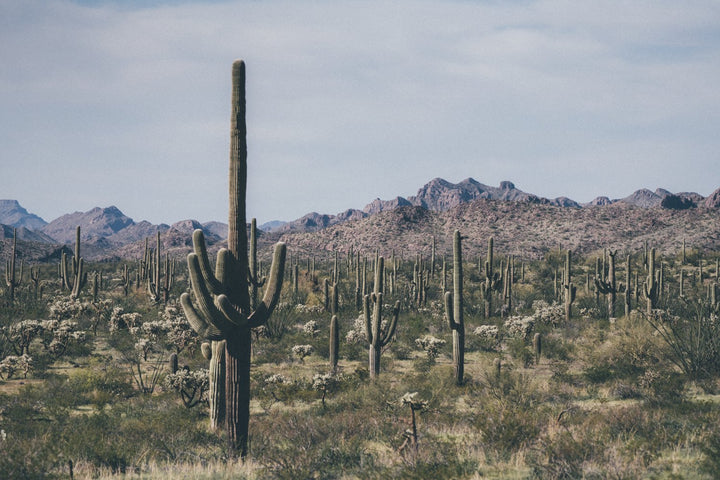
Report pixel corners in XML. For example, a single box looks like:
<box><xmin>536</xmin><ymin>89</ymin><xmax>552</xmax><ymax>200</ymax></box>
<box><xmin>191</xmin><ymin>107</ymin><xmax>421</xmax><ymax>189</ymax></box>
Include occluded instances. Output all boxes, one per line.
<box><xmin>148</xmin><ymin>232</ymin><xmax>174</xmax><ymax>304</ymax></box>
<box><xmin>561</xmin><ymin>250</ymin><xmax>577</xmax><ymax>322</ymax></box>
<box><xmin>444</xmin><ymin>230</ymin><xmax>465</xmax><ymax>385</ymax></box>
<box><xmin>60</xmin><ymin>226</ymin><xmax>86</xmax><ymax>299</ymax></box>
<box><xmin>364</xmin><ymin>256</ymin><xmax>400</xmax><ymax>378</ymax></box>
<box><xmin>4</xmin><ymin>228</ymin><xmax>23</xmax><ymax>302</ymax></box>
<box><xmin>594</xmin><ymin>250</ymin><xmax>617</xmax><ymax>317</ymax></box>
<box><xmin>644</xmin><ymin>248</ymin><xmax>659</xmax><ymax>316</ymax></box>
<box><xmin>181</xmin><ymin>60</ymin><xmax>286</xmax><ymax>456</ymax></box>
<box><xmin>481</xmin><ymin>237</ymin><xmax>502</xmax><ymax>318</ymax></box>
<box><xmin>329</xmin><ymin>315</ymin><xmax>339</xmax><ymax>372</ymax></box>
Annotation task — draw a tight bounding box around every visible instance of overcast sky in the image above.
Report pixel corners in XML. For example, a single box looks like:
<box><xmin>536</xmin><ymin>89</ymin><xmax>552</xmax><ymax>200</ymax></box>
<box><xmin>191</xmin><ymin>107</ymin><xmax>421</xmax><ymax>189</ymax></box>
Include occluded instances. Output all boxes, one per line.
<box><xmin>2</xmin><ymin>0</ymin><xmax>719</xmax><ymax>226</ymax></box>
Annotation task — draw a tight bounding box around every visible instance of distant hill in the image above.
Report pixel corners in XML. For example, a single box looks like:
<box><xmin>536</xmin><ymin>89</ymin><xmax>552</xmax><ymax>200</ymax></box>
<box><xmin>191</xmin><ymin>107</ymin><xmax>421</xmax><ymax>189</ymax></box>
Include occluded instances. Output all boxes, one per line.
<box><xmin>279</xmin><ymin>199</ymin><xmax>720</xmax><ymax>261</ymax></box>
<box><xmin>0</xmin><ymin>199</ymin><xmax>47</xmax><ymax>230</ymax></box>
<box><xmin>263</xmin><ymin>177</ymin><xmax>711</xmax><ymax>234</ymax></box>
<box><xmin>3</xmin><ymin>178</ymin><xmax>718</xmax><ymax>263</ymax></box>
<box><xmin>41</xmin><ymin>206</ymin><xmax>135</xmax><ymax>244</ymax></box>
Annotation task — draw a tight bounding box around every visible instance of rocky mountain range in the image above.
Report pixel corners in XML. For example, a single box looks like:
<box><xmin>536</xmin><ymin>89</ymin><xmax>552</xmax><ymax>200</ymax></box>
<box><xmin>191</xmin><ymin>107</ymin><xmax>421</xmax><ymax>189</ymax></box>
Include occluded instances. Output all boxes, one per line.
<box><xmin>267</xmin><ymin>178</ymin><xmax>720</xmax><ymax>233</ymax></box>
<box><xmin>1</xmin><ymin>178</ymin><xmax>719</xmax><ymax>263</ymax></box>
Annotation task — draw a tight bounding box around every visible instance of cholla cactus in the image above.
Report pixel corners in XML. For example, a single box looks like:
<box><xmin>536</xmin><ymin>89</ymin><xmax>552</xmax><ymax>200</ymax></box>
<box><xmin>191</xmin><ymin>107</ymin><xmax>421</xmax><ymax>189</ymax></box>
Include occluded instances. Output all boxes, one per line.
<box><xmin>0</xmin><ymin>354</ymin><xmax>33</xmax><ymax>379</ymax></box>
<box><xmin>302</xmin><ymin>320</ymin><xmax>319</xmax><ymax>337</ymax></box>
<box><xmin>414</xmin><ymin>335</ymin><xmax>446</xmax><ymax>360</ymax></box>
<box><xmin>312</xmin><ymin>372</ymin><xmax>340</xmax><ymax>407</ymax></box>
<box><xmin>164</xmin><ymin>368</ymin><xmax>210</xmax><ymax>408</ymax></box>
<box><xmin>292</xmin><ymin>344</ymin><xmax>314</xmax><ymax>363</ymax></box>
<box><xmin>5</xmin><ymin>320</ymin><xmax>43</xmax><ymax>355</ymax></box>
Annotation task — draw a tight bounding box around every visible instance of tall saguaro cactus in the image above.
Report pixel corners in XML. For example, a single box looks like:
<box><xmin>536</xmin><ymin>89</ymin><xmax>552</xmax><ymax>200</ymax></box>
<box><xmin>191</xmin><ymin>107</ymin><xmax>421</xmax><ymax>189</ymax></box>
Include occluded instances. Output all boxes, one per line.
<box><xmin>181</xmin><ymin>60</ymin><xmax>287</xmax><ymax>456</ymax></box>
<box><xmin>364</xmin><ymin>256</ymin><xmax>400</xmax><ymax>378</ymax></box>
<box><xmin>444</xmin><ymin>230</ymin><xmax>465</xmax><ymax>385</ymax></box>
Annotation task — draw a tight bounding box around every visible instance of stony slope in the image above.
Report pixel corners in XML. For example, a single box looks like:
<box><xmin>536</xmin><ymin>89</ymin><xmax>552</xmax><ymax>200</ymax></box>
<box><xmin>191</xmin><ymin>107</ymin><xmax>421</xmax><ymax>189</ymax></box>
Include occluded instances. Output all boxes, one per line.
<box><xmin>279</xmin><ymin>199</ymin><xmax>720</xmax><ymax>261</ymax></box>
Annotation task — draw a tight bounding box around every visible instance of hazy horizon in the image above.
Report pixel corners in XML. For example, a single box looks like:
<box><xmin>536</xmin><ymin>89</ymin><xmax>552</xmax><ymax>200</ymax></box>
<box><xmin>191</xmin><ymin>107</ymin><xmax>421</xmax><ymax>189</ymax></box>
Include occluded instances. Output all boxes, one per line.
<box><xmin>2</xmin><ymin>0</ymin><xmax>719</xmax><ymax>225</ymax></box>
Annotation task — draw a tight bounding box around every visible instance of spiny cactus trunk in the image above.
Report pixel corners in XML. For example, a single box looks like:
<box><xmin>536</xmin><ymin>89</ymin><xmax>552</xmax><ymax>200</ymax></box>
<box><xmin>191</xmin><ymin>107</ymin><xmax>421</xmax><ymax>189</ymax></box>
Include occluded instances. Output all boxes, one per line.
<box><xmin>208</xmin><ymin>340</ymin><xmax>226</xmax><ymax>432</ymax></box>
<box><xmin>330</xmin><ymin>315</ymin><xmax>339</xmax><ymax>372</ymax></box>
<box><xmin>447</xmin><ymin>230</ymin><xmax>465</xmax><ymax>385</ymax></box>
<box><xmin>224</xmin><ymin>60</ymin><xmax>252</xmax><ymax>455</ymax></box>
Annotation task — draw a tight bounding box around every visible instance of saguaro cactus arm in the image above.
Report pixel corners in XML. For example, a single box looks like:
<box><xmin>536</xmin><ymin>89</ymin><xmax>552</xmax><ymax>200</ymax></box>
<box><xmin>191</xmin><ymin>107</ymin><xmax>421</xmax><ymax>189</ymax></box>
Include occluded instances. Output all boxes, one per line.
<box><xmin>183</xmin><ymin>230</ymin><xmax>286</xmax><ymax>334</ymax></box>
<box><xmin>445</xmin><ymin>292</ymin><xmax>458</xmax><ymax>329</ymax></box>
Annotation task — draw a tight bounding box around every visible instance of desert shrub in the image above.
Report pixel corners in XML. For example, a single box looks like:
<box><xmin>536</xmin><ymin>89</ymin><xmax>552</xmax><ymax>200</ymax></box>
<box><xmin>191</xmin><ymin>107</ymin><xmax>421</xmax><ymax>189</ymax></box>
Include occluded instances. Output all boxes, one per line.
<box><xmin>68</xmin><ymin>364</ymin><xmax>135</xmax><ymax>409</ymax></box>
<box><xmin>529</xmin><ymin>430</ymin><xmax>595</xmax><ymax>479</ymax></box>
<box><xmin>64</xmin><ymin>397</ymin><xmax>221</xmax><ymax>474</ymax></box>
<box><xmin>507</xmin><ymin>337</ymin><xmax>534</xmax><ymax>367</ymax></box>
<box><xmin>391</xmin><ymin>342</ymin><xmax>412</xmax><ymax>360</ymax></box>
<box><xmin>540</xmin><ymin>333</ymin><xmax>573</xmax><ymax>361</ymax></box>
<box><xmin>645</xmin><ymin>302</ymin><xmax>720</xmax><ymax>381</ymax></box>
<box><xmin>252</xmin><ymin>411</ymin><xmax>382</xmax><ymax>480</ymax></box>
<box><xmin>474</xmin><ymin>369</ymin><xmax>547</xmax><ymax>460</ymax></box>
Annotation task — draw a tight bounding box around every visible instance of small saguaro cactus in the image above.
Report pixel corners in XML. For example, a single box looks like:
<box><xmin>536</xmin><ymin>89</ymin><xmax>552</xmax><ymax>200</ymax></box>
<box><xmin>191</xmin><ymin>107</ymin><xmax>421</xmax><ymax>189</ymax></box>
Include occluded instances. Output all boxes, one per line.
<box><xmin>561</xmin><ymin>250</ymin><xmax>577</xmax><ymax>322</ymax></box>
<box><xmin>180</xmin><ymin>60</ymin><xmax>287</xmax><ymax>456</ymax></box>
<box><xmin>645</xmin><ymin>247</ymin><xmax>658</xmax><ymax>316</ymax></box>
<box><xmin>444</xmin><ymin>230</ymin><xmax>465</xmax><ymax>385</ymax></box>
<box><xmin>481</xmin><ymin>237</ymin><xmax>502</xmax><ymax>318</ymax></box>
<box><xmin>533</xmin><ymin>332</ymin><xmax>542</xmax><ymax>364</ymax></box>
<box><xmin>624</xmin><ymin>255</ymin><xmax>632</xmax><ymax>318</ymax></box>
<box><xmin>364</xmin><ymin>256</ymin><xmax>400</xmax><ymax>378</ymax></box>
<box><xmin>60</xmin><ymin>226</ymin><xmax>86</xmax><ymax>299</ymax></box>
<box><xmin>329</xmin><ymin>315</ymin><xmax>339</xmax><ymax>372</ymax></box>
<box><xmin>169</xmin><ymin>352</ymin><xmax>179</xmax><ymax>374</ymax></box>
<box><xmin>5</xmin><ymin>228</ymin><xmax>23</xmax><ymax>302</ymax></box>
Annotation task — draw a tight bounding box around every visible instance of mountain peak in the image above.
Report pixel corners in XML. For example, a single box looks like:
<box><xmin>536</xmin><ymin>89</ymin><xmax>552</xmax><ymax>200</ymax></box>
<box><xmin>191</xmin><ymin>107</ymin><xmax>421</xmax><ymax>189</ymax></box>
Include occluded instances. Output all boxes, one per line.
<box><xmin>0</xmin><ymin>199</ymin><xmax>48</xmax><ymax>230</ymax></box>
<box><xmin>41</xmin><ymin>206</ymin><xmax>135</xmax><ymax>243</ymax></box>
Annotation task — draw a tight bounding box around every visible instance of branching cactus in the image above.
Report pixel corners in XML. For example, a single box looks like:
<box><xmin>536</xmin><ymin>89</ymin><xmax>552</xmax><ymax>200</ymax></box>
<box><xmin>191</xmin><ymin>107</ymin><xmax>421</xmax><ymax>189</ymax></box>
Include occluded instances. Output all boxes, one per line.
<box><xmin>121</xmin><ymin>264</ymin><xmax>131</xmax><ymax>296</ymax></box>
<box><xmin>180</xmin><ymin>60</ymin><xmax>287</xmax><ymax>456</ymax></box>
<box><xmin>444</xmin><ymin>230</ymin><xmax>465</xmax><ymax>385</ymax></box>
<box><xmin>363</xmin><ymin>256</ymin><xmax>400</xmax><ymax>378</ymax></box>
<box><xmin>4</xmin><ymin>228</ymin><xmax>23</xmax><ymax>302</ymax></box>
<box><xmin>60</xmin><ymin>226</ymin><xmax>86</xmax><ymax>299</ymax></box>
<box><xmin>29</xmin><ymin>265</ymin><xmax>40</xmax><ymax>300</ymax></box>
<box><xmin>148</xmin><ymin>232</ymin><xmax>174</xmax><ymax>304</ymax></box>
<box><xmin>561</xmin><ymin>250</ymin><xmax>577</xmax><ymax>322</ymax></box>
<box><xmin>594</xmin><ymin>249</ymin><xmax>617</xmax><ymax>317</ymax></box>
<box><xmin>644</xmin><ymin>247</ymin><xmax>658</xmax><ymax>316</ymax></box>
